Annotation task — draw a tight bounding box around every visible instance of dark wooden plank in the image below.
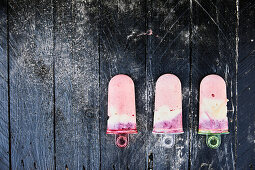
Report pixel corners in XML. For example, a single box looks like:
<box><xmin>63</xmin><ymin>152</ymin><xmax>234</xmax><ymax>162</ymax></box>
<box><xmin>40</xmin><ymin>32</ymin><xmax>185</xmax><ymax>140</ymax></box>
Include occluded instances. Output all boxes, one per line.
<box><xmin>0</xmin><ymin>0</ymin><xmax>9</xmax><ymax>169</ymax></box>
<box><xmin>237</xmin><ymin>0</ymin><xmax>255</xmax><ymax>169</ymax></box>
<box><xmin>190</xmin><ymin>0</ymin><xmax>237</xmax><ymax>169</ymax></box>
<box><xmin>9</xmin><ymin>0</ymin><xmax>55</xmax><ymax>169</ymax></box>
<box><xmin>146</xmin><ymin>0</ymin><xmax>190</xmax><ymax>169</ymax></box>
<box><xmin>99</xmin><ymin>0</ymin><xmax>147</xmax><ymax>169</ymax></box>
<box><xmin>54</xmin><ymin>0</ymin><xmax>100</xmax><ymax>169</ymax></box>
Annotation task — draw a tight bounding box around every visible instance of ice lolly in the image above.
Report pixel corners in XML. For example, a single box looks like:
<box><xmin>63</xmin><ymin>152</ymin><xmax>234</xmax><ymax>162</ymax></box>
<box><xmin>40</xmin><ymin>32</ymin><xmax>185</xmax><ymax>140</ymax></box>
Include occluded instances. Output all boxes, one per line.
<box><xmin>153</xmin><ymin>74</ymin><xmax>183</xmax><ymax>134</ymax></box>
<box><xmin>107</xmin><ymin>74</ymin><xmax>137</xmax><ymax>147</ymax></box>
<box><xmin>199</xmin><ymin>74</ymin><xmax>229</xmax><ymax>149</ymax></box>
<box><xmin>199</xmin><ymin>74</ymin><xmax>229</xmax><ymax>134</ymax></box>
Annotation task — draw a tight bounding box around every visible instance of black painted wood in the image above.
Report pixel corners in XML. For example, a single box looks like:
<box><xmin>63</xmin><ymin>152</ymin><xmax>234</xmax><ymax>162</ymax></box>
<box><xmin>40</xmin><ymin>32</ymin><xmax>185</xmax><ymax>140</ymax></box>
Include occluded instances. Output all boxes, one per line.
<box><xmin>0</xmin><ymin>0</ymin><xmax>255</xmax><ymax>169</ymax></box>
<box><xmin>9</xmin><ymin>0</ymin><xmax>55</xmax><ymax>169</ymax></box>
<box><xmin>54</xmin><ymin>0</ymin><xmax>100</xmax><ymax>169</ymax></box>
<box><xmin>237</xmin><ymin>1</ymin><xmax>255</xmax><ymax>169</ymax></box>
<box><xmin>146</xmin><ymin>0</ymin><xmax>190</xmax><ymax>169</ymax></box>
<box><xmin>190</xmin><ymin>0</ymin><xmax>237</xmax><ymax>169</ymax></box>
<box><xmin>0</xmin><ymin>1</ymin><xmax>9</xmax><ymax>169</ymax></box>
<box><xmin>99</xmin><ymin>0</ymin><xmax>147</xmax><ymax>169</ymax></box>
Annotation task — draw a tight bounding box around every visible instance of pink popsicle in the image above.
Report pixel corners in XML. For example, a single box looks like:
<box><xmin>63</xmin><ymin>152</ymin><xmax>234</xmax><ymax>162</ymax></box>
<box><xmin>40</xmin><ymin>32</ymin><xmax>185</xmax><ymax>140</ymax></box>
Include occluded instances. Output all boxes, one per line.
<box><xmin>106</xmin><ymin>74</ymin><xmax>137</xmax><ymax>134</ymax></box>
<box><xmin>153</xmin><ymin>74</ymin><xmax>183</xmax><ymax>134</ymax></box>
<box><xmin>199</xmin><ymin>75</ymin><xmax>229</xmax><ymax>134</ymax></box>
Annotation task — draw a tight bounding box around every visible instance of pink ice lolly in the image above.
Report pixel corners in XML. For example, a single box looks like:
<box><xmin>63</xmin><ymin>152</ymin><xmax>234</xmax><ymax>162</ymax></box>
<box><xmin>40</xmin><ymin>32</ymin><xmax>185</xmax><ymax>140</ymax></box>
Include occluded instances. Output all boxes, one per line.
<box><xmin>153</xmin><ymin>74</ymin><xmax>183</xmax><ymax>134</ymax></box>
<box><xmin>107</xmin><ymin>74</ymin><xmax>137</xmax><ymax>134</ymax></box>
<box><xmin>199</xmin><ymin>75</ymin><xmax>229</xmax><ymax>134</ymax></box>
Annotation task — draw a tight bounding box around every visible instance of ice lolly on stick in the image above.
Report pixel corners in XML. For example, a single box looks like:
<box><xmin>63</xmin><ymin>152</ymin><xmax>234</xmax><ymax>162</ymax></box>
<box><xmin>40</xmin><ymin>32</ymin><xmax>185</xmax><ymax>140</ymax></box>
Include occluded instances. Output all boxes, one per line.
<box><xmin>107</xmin><ymin>74</ymin><xmax>137</xmax><ymax>147</ymax></box>
<box><xmin>199</xmin><ymin>74</ymin><xmax>229</xmax><ymax>149</ymax></box>
<box><xmin>199</xmin><ymin>75</ymin><xmax>229</xmax><ymax>134</ymax></box>
<box><xmin>153</xmin><ymin>74</ymin><xmax>183</xmax><ymax>134</ymax></box>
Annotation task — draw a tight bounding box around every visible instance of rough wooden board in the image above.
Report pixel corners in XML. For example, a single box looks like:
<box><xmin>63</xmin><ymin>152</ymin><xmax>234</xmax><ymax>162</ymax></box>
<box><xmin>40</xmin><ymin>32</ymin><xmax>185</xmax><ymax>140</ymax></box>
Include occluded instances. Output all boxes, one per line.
<box><xmin>54</xmin><ymin>0</ymin><xmax>100</xmax><ymax>169</ymax></box>
<box><xmin>190</xmin><ymin>0</ymin><xmax>237</xmax><ymax>169</ymax></box>
<box><xmin>146</xmin><ymin>0</ymin><xmax>190</xmax><ymax>169</ymax></box>
<box><xmin>0</xmin><ymin>0</ymin><xmax>255</xmax><ymax>168</ymax></box>
<box><xmin>99</xmin><ymin>0</ymin><xmax>147</xmax><ymax>169</ymax></box>
<box><xmin>237</xmin><ymin>1</ymin><xmax>255</xmax><ymax>169</ymax></box>
<box><xmin>8</xmin><ymin>0</ymin><xmax>55</xmax><ymax>169</ymax></box>
<box><xmin>0</xmin><ymin>1</ymin><xmax>9</xmax><ymax>169</ymax></box>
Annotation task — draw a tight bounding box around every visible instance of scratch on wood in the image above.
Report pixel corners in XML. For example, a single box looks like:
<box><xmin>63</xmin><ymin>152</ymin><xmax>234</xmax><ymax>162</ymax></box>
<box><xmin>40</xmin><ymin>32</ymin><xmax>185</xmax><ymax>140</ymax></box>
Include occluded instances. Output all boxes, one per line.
<box><xmin>225</xmin><ymin>65</ymin><xmax>229</xmax><ymax>83</ymax></box>
<box><xmin>193</xmin><ymin>0</ymin><xmax>230</xmax><ymax>45</ymax></box>
<box><xmin>230</xmin><ymin>80</ymin><xmax>235</xmax><ymax>114</ymax></box>
<box><xmin>224</xmin><ymin>142</ymin><xmax>230</xmax><ymax>169</ymax></box>
<box><xmin>230</xmin><ymin>142</ymin><xmax>235</xmax><ymax>169</ymax></box>
<box><xmin>193</xmin><ymin>0</ymin><xmax>219</xmax><ymax>28</ymax></box>
<box><xmin>189</xmin><ymin>0</ymin><xmax>193</xmax><ymax>169</ymax></box>
<box><xmin>153</xmin><ymin>9</ymin><xmax>189</xmax><ymax>54</ymax></box>
<box><xmin>235</xmin><ymin>0</ymin><xmax>239</xmax><ymax>165</ymax></box>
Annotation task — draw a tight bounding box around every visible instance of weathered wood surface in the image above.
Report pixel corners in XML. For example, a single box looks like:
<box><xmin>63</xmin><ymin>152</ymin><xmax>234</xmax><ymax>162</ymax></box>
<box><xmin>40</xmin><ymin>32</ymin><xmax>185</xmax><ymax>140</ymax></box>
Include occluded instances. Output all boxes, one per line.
<box><xmin>99</xmin><ymin>0</ymin><xmax>147</xmax><ymax>169</ymax></box>
<box><xmin>190</xmin><ymin>0</ymin><xmax>237</xmax><ymax>169</ymax></box>
<box><xmin>9</xmin><ymin>0</ymin><xmax>54</xmax><ymax>169</ymax></box>
<box><xmin>237</xmin><ymin>1</ymin><xmax>255</xmax><ymax>169</ymax></box>
<box><xmin>0</xmin><ymin>0</ymin><xmax>254</xmax><ymax>169</ymax></box>
<box><xmin>0</xmin><ymin>0</ymin><xmax>9</xmax><ymax>169</ymax></box>
<box><xmin>146</xmin><ymin>0</ymin><xmax>190</xmax><ymax>169</ymax></box>
<box><xmin>55</xmin><ymin>0</ymin><xmax>100</xmax><ymax>169</ymax></box>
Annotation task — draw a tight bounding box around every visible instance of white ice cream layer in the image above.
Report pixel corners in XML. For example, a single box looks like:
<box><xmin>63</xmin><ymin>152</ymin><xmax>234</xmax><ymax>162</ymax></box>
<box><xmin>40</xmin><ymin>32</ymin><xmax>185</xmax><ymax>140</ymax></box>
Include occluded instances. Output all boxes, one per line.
<box><xmin>108</xmin><ymin>106</ymin><xmax>135</xmax><ymax>128</ymax></box>
<box><xmin>108</xmin><ymin>114</ymin><xmax>133</xmax><ymax>125</ymax></box>
<box><xmin>154</xmin><ymin>105</ymin><xmax>181</xmax><ymax>124</ymax></box>
<box><xmin>201</xmin><ymin>98</ymin><xmax>228</xmax><ymax>120</ymax></box>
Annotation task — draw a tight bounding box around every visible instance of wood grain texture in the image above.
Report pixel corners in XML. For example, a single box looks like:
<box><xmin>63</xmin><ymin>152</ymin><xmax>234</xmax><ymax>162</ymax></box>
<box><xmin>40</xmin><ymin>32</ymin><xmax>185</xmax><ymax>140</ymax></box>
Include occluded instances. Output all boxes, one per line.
<box><xmin>54</xmin><ymin>0</ymin><xmax>100</xmax><ymax>169</ymax></box>
<box><xmin>237</xmin><ymin>0</ymin><xmax>255</xmax><ymax>169</ymax></box>
<box><xmin>190</xmin><ymin>0</ymin><xmax>237</xmax><ymax>169</ymax></box>
<box><xmin>9</xmin><ymin>0</ymin><xmax>54</xmax><ymax>169</ymax></box>
<box><xmin>146</xmin><ymin>0</ymin><xmax>190</xmax><ymax>169</ymax></box>
<box><xmin>0</xmin><ymin>0</ymin><xmax>254</xmax><ymax>168</ymax></box>
<box><xmin>0</xmin><ymin>1</ymin><xmax>9</xmax><ymax>169</ymax></box>
<box><xmin>99</xmin><ymin>0</ymin><xmax>147</xmax><ymax>169</ymax></box>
